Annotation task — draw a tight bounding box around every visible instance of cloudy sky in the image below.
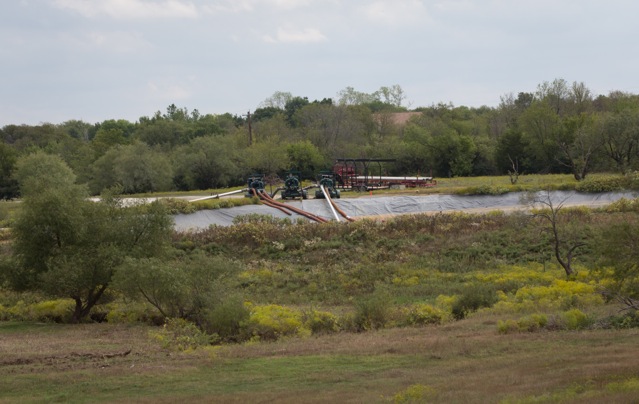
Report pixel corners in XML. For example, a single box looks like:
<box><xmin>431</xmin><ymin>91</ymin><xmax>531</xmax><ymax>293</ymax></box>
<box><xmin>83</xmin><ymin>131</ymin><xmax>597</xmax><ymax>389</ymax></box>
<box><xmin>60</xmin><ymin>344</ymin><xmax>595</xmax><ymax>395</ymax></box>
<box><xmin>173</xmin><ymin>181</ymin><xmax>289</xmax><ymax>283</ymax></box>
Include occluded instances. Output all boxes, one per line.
<box><xmin>2</xmin><ymin>0</ymin><xmax>639</xmax><ymax>125</ymax></box>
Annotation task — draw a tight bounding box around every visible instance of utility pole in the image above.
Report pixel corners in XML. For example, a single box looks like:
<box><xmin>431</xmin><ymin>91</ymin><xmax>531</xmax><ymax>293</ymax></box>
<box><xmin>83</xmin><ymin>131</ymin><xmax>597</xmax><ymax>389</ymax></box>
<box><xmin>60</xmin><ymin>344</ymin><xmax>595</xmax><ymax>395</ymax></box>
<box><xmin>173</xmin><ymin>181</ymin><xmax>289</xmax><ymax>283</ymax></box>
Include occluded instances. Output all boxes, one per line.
<box><xmin>247</xmin><ymin>110</ymin><xmax>253</xmax><ymax>146</ymax></box>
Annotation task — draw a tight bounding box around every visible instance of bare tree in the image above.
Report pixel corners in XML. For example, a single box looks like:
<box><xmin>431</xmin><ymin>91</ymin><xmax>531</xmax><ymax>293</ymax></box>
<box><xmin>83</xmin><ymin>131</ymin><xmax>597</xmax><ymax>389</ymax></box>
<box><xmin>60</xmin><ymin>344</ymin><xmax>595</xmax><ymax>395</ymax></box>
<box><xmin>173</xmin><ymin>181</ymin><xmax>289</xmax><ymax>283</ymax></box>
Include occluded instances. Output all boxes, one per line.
<box><xmin>507</xmin><ymin>155</ymin><xmax>520</xmax><ymax>184</ymax></box>
<box><xmin>523</xmin><ymin>190</ymin><xmax>587</xmax><ymax>277</ymax></box>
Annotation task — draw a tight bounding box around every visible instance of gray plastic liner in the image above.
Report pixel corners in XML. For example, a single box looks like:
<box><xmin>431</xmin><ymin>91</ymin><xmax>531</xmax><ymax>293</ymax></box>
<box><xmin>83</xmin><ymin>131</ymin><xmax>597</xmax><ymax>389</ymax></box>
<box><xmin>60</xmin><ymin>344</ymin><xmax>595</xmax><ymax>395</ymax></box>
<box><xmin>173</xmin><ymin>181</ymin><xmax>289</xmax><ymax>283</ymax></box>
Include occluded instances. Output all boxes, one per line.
<box><xmin>173</xmin><ymin>191</ymin><xmax>636</xmax><ymax>231</ymax></box>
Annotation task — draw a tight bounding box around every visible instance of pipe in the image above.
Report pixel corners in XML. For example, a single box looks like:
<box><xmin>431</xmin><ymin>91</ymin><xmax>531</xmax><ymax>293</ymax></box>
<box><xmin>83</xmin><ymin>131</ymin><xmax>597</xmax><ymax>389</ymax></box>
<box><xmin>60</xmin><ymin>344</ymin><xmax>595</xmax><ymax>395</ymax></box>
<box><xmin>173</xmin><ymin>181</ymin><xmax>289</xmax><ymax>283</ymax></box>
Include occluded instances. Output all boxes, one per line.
<box><xmin>259</xmin><ymin>190</ymin><xmax>328</xmax><ymax>223</ymax></box>
<box><xmin>189</xmin><ymin>188</ymin><xmax>247</xmax><ymax>202</ymax></box>
<box><xmin>320</xmin><ymin>185</ymin><xmax>341</xmax><ymax>222</ymax></box>
<box><xmin>251</xmin><ymin>189</ymin><xmax>291</xmax><ymax>215</ymax></box>
<box><xmin>323</xmin><ymin>188</ymin><xmax>355</xmax><ymax>222</ymax></box>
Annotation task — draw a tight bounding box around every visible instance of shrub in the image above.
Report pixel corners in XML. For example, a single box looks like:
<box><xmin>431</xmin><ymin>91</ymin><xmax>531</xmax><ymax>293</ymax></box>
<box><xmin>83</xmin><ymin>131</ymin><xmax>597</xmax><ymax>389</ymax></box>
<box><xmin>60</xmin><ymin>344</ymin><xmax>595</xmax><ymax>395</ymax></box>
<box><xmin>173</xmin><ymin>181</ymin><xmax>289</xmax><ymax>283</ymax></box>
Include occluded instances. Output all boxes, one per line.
<box><xmin>403</xmin><ymin>303</ymin><xmax>450</xmax><ymax>326</ymax></box>
<box><xmin>0</xmin><ymin>299</ymin><xmax>74</xmax><ymax>322</ymax></box>
<box><xmin>516</xmin><ymin>313</ymin><xmax>548</xmax><ymax>332</ymax></box>
<box><xmin>603</xmin><ymin>197</ymin><xmax>639</xmax><ymax>213</ymax></box>
<box><xmin>158</xmin><ymin>198</ymin><xmax>198</xmax><ymax>214</ymax></box>
<box><xmin>392</xmin><ymin>384</ymin><xmax>436</xmax><ymax>403</ymax></box>
<box><xmin>150</xmin><ymin>318</ymin><xmax>216</xmax><ymax>351</ymax></box>
<box><xmin>575</xmin><ymin>176</ymin><xmax>625</xmax><ymax>193</ymax></box>
<box><xmin>242</xmin><ymin>303</ymin><xmax>310</xmax><ymax>341</ymax></box>
<box><xmin>104</xmin><ymin>301</ymin><xmax>162</xmax><ymax>325</ymax></box>
<box><xmin>513</xmin><ymin>280</ymin><xmax>604</xmax><ymax>311</ymax></box>
<box><xmin>202</xmin><ymin>297</ymin><xmax>250</xmax><ymax>342</ymax></box>
<box><xmin>603</xmin><ymin>310</ymin><xmax>639</xmax><ymax>329</ymax></box>
<box><xmin>453</xmin><ymin>185</ymin><xmax>510</xmax><ymax>196</ymax></box>
<box><xmin>352</xmin><ymin>293</ymin><xmax>391</xmax><ymax>331</ymax></box>
<box><xmin>451</xmin><ymin>284</ymin><xmax>498</xmax><ymax>320</ymax></box>
<box><xmin>549</xmin><ymin>309</ymin><xmax>592</xmax><ymax>330</ymax></box>
<box><xmin>497</xmin><ymin>319</ymin><xmax>520</xmax><ymax>334</ymax></box>
<box><xmin>31</xmin><ymin>299</ymin><xmax>75</xmax><ymax>323</ymax></box>
<box><xmin>302</xmin><ymin>308</ymin><xmax>340</xmax><ymax>335</ymax></box>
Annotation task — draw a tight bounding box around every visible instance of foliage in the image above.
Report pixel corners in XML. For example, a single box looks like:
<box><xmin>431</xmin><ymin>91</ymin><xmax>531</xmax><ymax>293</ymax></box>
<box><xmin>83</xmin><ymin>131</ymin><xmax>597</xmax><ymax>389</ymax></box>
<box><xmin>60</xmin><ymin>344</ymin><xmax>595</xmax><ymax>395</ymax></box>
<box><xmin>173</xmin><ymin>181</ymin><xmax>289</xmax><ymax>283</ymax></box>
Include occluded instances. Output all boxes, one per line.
<box><xmin>575</xmin><ymin>175</ymin><xmax>626</xmax><ymax>192</ymax></box>
<box><xmin>402</xmin><ymin>303</ymin><xmax>450</xmax><ymax>326</ymax></box>
<box><xmin>490</xmin><ymin>278</ymin><xmax>604</xmax><ymax>314</ymax></box>
<box><xmin>351</xmin><ymin>292</ymin><xmax>391</xmax><ymax>331</ymax></box>
<box><xmin>602</xmin><ymin>310</ymin><xmax>639</xmax><ymax>329</ymax></box>
<box><xmin>392</xmin><ymin>384</ymin><xmax>437</xmax><ymax>403</ymax></box>
<box><xmin>594</xmin><ymin>220</ymin><xmax>639</xmax><ymax>300</ymax></box>
<box><xmin>0</xmin><ymin>298</ymin><xmax>74</xmax><ymax>322</ymax></box>
<box><xmin>8</xmin><ymin>154</ymin><xmax>173</xmax><ymax>322</ymax></box>
<box><xmin>301</xmin><ymin>307</ymin><xmax>340</xmax><ymax>335</ymax></box>
<box><xmin>451</xmin><ymin>283</ymin><xmax>498</xmax><ymax>319</ymax></box>
<box><xmin>498</xmin><ymin>309</ymin><xmax>591</xmax><ymax>333</ymax></box>
<box><xmin>242</xmin><ymin>303</ymin><xmax>310</xmax><ymax>341</ymax></box>
<box><xmin>201</xmin><ymin>296</ymin><xmax>250</xmax><ymax>342</ymax></box>
<box><xmin>113</xmin><ymin>250</ymin><xmax>241</xmax><ymax>323</ymax></box>
<box><xmin>150</xmin><ymin>318</ymin><xmax>216</xmax><ymax>351</ymax></box>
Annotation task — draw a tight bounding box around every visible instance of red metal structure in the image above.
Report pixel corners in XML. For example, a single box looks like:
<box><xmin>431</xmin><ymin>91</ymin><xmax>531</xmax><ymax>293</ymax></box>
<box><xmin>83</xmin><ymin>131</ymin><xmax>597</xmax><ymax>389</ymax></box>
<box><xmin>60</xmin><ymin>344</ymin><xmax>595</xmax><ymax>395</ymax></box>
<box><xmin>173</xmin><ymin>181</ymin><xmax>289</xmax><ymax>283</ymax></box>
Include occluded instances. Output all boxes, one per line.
<box><xmin>333</xmin><ymin>158</ymin><xmax>436</xmax><ymax>191</ymax></box>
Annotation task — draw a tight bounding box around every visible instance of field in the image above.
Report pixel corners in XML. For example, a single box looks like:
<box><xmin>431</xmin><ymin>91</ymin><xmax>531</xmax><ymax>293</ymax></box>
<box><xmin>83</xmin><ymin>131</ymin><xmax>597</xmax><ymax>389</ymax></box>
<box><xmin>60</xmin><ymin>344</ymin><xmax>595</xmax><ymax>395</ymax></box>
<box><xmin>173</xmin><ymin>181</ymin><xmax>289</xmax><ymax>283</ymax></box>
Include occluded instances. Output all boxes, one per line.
<box><xmin>2</xmin><ymin>173</ymin><xmax>639</xmax><ymax>403</ymax></box>
<box><xmin>2</xmin><ymin>317</ymin><xmax>639</xmax><ymax>403</ymax></box>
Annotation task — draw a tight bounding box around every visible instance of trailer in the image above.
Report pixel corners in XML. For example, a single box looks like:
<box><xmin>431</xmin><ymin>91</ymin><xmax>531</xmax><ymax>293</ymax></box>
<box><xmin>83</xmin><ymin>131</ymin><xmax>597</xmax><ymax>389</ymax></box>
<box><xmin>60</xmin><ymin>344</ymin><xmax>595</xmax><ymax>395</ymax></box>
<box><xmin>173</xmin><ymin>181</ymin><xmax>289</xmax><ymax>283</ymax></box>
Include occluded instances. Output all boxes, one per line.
<box><xmin>333</xmin><ymin>158</ymin><xmax>436</xmax><ymax>191</ymax></box>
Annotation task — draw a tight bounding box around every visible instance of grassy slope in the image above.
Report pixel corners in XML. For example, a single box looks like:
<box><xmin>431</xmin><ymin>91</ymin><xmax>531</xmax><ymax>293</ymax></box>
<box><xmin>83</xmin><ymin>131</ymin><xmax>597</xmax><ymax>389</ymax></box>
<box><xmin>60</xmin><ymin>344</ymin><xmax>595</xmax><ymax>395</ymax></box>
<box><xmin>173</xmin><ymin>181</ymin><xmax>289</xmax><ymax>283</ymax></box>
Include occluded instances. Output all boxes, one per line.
<box><xmin>2</xmin><ymin>173</ymin><xmax>639</xmax><ymax>403</ymax></box>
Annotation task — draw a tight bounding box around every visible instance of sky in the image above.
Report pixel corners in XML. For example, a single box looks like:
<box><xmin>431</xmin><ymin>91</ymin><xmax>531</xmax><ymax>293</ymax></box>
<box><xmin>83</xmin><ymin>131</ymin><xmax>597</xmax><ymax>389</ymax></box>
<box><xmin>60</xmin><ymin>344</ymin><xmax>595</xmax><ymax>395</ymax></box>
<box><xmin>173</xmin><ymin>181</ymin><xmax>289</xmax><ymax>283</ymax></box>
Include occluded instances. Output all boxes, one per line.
<box><xmin>2</xmin><ymin>0</ymin><xmax>639</xmax><ymax>126</ymax></box>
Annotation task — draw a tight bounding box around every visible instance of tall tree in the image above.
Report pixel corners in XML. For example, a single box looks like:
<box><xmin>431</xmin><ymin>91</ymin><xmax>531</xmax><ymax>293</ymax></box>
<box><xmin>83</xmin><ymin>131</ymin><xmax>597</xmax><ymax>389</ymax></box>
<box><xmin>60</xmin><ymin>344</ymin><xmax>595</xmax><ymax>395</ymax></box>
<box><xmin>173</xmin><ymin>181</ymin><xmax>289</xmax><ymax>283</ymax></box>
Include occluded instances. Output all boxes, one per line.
<box><xmin>8</xmin><ymin>152</ymin><xmax>173</xmax><ymax>322</ymax></box>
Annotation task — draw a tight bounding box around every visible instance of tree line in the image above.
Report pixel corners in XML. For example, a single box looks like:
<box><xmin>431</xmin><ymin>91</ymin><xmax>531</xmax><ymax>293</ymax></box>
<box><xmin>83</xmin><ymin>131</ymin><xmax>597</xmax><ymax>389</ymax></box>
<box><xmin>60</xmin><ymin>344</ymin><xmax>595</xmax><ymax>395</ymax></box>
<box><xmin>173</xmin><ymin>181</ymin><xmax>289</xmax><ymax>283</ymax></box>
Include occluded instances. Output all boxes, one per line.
<box><xmin>2</xmin><ymin>79</ymin><xmax>639</xmax><ymax>199</ymax></box>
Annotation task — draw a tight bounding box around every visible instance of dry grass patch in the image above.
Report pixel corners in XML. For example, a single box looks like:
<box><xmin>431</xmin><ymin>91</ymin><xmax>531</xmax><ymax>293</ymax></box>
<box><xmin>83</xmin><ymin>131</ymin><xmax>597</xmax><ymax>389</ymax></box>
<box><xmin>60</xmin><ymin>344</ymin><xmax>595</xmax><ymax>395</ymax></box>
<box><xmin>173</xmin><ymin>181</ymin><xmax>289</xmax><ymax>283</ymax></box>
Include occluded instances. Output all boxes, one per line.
<box><xmin>2</xmin><ymin>314</ymin><xmax>639</xmax><ymax>403</ymax></box>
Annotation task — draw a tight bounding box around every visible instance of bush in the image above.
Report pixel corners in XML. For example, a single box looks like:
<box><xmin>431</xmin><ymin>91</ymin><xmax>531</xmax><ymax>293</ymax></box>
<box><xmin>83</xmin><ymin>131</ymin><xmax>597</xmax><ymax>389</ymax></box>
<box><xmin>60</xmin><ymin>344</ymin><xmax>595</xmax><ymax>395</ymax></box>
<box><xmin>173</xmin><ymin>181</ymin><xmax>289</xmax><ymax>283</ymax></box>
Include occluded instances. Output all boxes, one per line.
<box><xmin>392</xmin><ymin>384</ymin><xmax>436</xmax><ymax>403</ymax></box>
<box><xmin>302</xmin><ymin>308</ymin><xmax>340</xmax><ymax>335</ymax></box>
<box><xmin>242</xmin><ymin>303</ymin><xmax>310</xmax><ymax>341</ymax></box>
<box><xmin>150</xmin><ymin>318</ymin><xmax>216</xmax><ymax>351</ymax></box>
<box><xmin>454</xmin><ymin>185</ymin><xmax>510</xmax><ymax>196</ymax></box>
<box><xmin>203</xmin><ymin>297</ymin><xmax>250</xmax><ymax>342</ymax></box>
<box><xmin>0</xmin><ymin>298</ymin><xmax>74</xmax><ymax>322</ymax></box>
<box><xmin>603</xmin><ymin>310</ymin><xmax>639</xmax><ymax>329</ymax></box>
<box><xmin>352</xmin><ymin>293</ymin><xmax>391</xmax><ymax>331</ymax></box>
<box><xmin>548</xmin><ymin>309</ymin><xmax>592</xmax><ymax>330</ymax></box>
<box><xmin>451</xmin><ymin>284</ymin><xmax>498</xmax><ymax>320</ymax></box>
<box><xmin>104</xmin><ymin>301</ymin><xmax>162</xmax><ymax>325</ymax></box>
<box><xmin>575</xmin><ymin>176</ymin><xmax>625</xmax><ymax>193</ymax></box>
<box><xmin>403</xmin><ymin>303</ymin><xmax>449</xmax><ymax>326</ymax></box>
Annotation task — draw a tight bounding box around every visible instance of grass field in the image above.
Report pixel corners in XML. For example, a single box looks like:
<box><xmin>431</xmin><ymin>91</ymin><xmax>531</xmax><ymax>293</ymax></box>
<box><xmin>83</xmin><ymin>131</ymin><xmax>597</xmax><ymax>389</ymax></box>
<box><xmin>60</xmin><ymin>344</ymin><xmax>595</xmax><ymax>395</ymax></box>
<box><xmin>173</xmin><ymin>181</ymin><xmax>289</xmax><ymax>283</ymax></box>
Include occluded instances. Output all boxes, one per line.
<box><xmin>1</xmin><ymin>315</ymin><xmax>639</xmax><ymax>403</ymax></box>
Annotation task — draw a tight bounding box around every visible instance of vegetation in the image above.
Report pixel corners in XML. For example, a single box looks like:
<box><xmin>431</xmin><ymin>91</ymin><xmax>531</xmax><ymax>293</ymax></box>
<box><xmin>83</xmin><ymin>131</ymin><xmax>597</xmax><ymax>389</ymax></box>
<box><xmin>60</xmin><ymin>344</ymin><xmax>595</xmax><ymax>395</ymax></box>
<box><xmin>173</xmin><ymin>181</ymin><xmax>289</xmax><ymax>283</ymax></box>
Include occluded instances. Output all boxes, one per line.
<box><xmin>2</xmin><ymin>80</ymin><xmax>639</xmax><ymax>200</ymax></box>
<box><xmin>2</xmin><ymin>80</ymin><xmax>639</xmax><ymax>401</ymax></box>
<box><xmin>2</xmin><ymin>190</ymin><xmax>639</xmax><ymax>400</ymax></box>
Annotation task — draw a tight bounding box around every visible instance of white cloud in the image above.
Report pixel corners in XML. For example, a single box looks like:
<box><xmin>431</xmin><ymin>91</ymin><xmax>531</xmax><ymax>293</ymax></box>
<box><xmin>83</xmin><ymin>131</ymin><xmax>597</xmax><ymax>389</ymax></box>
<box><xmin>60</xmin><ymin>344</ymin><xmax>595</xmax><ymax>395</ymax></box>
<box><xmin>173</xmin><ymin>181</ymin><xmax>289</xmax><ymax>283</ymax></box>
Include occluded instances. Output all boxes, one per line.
<box><xmin>147</xmin><ymin>80</ymin><xmax>192</xmax><ymax>101</ymax></box>
<box><xmin>361</xmin><ymin>0</ymin><xmax>429</xmax><ymax>26</ymax></box>
<box><xmin>52</xmin><ymin>0</ymin><xmax>199</xmax><ymax>19</ymax></box>
<box><xmin>87</xmin><ymin>31</ymin><xmax>151</xmax><ymax>53</ymax></box>
<box><xmin>201</xmin><ymin>1</ymin><xmax>255</xmax><ymax>13</ymax></box>
<box><xmin>262</xmin><ymin>26</ymin><xmax>327</xmax><ymax>43</ymax></box>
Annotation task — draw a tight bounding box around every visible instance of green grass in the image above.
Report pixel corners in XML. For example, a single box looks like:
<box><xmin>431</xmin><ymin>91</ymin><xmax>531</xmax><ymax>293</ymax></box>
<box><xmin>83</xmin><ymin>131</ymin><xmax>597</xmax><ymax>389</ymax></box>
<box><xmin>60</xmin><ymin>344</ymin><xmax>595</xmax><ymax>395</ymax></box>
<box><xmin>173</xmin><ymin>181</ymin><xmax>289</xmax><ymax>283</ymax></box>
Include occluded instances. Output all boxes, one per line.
<box><xmin>1</xmin><ymin>318</ymin><xmax>638</xmax><ymax>403</ymax></box>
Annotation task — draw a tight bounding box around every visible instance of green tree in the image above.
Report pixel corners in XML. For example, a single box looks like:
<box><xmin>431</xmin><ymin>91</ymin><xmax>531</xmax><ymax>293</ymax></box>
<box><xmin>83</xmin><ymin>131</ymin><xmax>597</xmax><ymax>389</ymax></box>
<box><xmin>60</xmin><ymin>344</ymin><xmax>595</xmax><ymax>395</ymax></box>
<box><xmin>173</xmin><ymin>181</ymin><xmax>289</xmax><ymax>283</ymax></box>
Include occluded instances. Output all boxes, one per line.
<box><xmin>8</xmin><ymin>152</ymin><xmax>173</xmax><ymax>322</ymax></box>
<box><xmin>114</xmin><ymin>142</ymin><xmax>173</xmax><ymax>193</ymax></box>
<box><xmin>89</xmin><ymin>142</ymin><xmax>173</xmax><ymax>194</ymax></box>
<box><xmin>113</xmin><ymin>250</ymin><xmax>240</xmax><ymax>322</ymax></box>
<box><xmin>172</xmin><ymin>136</ymin><xmax>240</xmax><ymax>190</ymax></box>
<box><xmin>595</xmin><ymin>220</ymin><xmax>639</xmax><ymax>307</ymax></box>
<box><xmin>601</xmin><ymin>109</ymin><xmax>639</xmax><ymax>174</ymax></box>
<box><xmin>284</xmin><ymin>96</ymin><xmax>310</xmax><ymax>126</ymax></box>
<box><xmin>556</xmin><ymin>114</ymin><xmax>603</xmax><ymax>180</ymax></box>
<box><xmin>286</xmin><ymin>140</ymin><xmax>326</xmax><ymax>179</ymax></box>
<box><xmin>0</xmin><ymin>143</ymin><xmax>19</xmax><ymax>199</ymax></box>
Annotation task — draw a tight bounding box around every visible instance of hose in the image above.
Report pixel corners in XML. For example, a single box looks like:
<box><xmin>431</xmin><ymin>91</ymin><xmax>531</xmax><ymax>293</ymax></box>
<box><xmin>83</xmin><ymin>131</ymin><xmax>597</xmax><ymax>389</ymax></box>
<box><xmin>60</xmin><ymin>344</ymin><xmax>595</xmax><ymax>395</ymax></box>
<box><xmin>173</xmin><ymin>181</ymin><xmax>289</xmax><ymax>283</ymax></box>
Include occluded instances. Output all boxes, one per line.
<box><xmin>258</xmin><ymin>190</ymin><xmax>328</xmax><ymax>223</ymax></box>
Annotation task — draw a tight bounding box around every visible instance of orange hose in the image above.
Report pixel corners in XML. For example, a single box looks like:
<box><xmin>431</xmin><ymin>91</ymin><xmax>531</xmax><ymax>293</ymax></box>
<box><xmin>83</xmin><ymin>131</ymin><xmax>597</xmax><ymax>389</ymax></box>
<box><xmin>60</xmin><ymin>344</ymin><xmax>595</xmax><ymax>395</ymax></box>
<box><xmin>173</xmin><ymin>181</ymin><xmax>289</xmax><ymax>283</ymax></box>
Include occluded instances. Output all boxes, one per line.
<box><xmin>259</xmin><ymin>190</ymin><xmax>328</xmax><ymax>223</ymax></box>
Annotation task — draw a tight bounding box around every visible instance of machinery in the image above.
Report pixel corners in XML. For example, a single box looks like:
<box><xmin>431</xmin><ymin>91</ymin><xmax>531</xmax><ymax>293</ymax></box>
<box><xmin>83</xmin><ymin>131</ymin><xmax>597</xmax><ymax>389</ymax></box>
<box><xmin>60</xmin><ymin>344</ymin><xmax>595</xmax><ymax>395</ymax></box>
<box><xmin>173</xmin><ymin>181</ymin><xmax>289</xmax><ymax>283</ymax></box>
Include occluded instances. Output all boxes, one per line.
<box><xmin>315</xmin><ymin>172</ymin><xmax>340</xmax><ymax>199</ymax></box>
<box><xmin>245</xmin><ymin>174</ymin><xmax>266</xmax><ymax>197</ymax></box>
<box><xmin>333</xmin><ymin>158</ymin><xmax>436</xmax><ymax>191</ymax></box>
<box><xmin>280</xmin><ymin>172</ymin><xmax>308</xmax><ymax>200</ymax></box>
